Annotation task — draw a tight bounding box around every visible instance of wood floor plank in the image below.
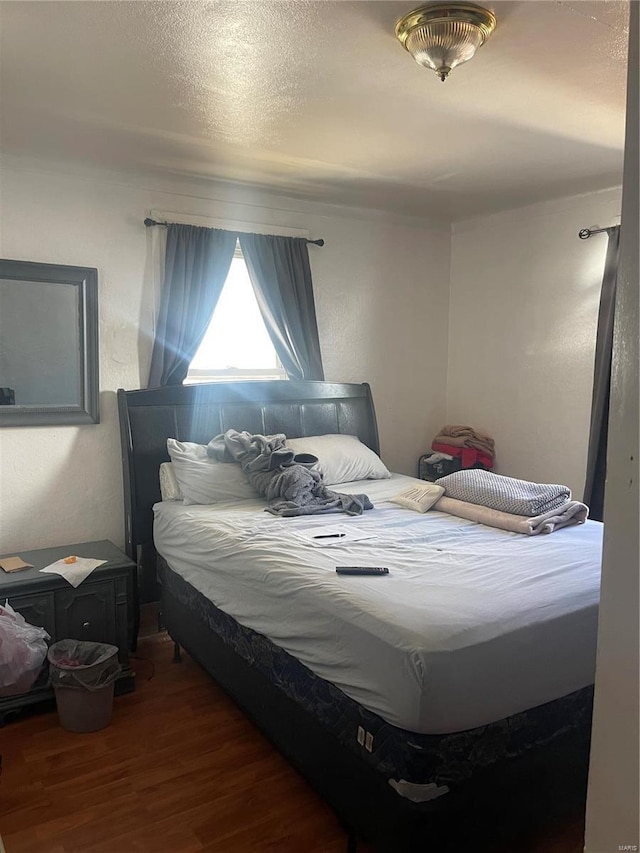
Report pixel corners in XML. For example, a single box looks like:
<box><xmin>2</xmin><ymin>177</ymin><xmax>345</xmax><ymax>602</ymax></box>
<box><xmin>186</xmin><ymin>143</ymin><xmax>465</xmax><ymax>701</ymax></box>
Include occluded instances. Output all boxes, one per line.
<box><xmin>0</xmin><ymin>621</ymin><xmax>586</xmax><ymax>853</ymax></box>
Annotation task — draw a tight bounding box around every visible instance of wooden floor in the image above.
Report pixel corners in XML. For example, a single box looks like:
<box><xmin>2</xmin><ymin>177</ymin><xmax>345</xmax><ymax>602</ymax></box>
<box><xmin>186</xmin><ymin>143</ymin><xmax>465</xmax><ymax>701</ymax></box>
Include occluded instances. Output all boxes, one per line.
<box><xmin>1</xmin><ymin>618</ymin><xmax>587</xmax><ymax>853</ymax></box>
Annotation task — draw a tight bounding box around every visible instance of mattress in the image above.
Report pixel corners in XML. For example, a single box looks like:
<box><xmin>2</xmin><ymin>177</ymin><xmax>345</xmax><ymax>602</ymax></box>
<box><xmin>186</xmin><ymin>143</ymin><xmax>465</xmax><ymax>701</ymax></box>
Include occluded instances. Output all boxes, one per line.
<box><xmin>160</xmin><ymin>559</ymin><xmax>593</xmax><ymax>797</ymax></box>
<box><xmin>153</xmin><ymin>474</ymin><xmax>602</xmax><ymax>735</ymax></box>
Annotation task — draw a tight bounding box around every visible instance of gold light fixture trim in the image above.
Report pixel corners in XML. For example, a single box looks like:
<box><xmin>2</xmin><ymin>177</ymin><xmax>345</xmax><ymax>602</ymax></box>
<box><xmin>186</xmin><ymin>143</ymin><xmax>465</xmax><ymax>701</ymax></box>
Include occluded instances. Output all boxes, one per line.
<box><xmin>395</xmin><ymin>3</ymin><xmax>497</xmax><ymax>81</ymax></box>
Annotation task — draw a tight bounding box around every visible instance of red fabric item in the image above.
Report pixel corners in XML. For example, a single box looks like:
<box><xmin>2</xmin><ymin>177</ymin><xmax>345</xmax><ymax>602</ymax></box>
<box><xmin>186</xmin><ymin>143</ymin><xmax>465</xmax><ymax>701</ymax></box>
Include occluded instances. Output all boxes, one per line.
<box><xmin>431</xmin><ymin>441</ymin><xmax>494</xmax><ymax>469</ymax></box>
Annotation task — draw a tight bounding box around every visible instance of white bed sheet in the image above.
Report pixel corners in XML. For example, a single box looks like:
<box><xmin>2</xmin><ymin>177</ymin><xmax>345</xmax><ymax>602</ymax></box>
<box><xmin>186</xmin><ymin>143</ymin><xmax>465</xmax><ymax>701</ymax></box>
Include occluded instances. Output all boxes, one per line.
<box><xmin>153</xmin><ymin>473</ymin><xmax>602</xmax><ymax>735</ymax></box>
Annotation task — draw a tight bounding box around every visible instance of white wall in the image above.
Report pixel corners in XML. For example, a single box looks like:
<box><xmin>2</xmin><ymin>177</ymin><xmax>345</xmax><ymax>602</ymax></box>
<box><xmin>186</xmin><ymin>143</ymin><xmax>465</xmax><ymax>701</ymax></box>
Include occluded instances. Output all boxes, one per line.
<box><xmin>447</xmin><ymin>187</ymin><xmax>622</xmax><ymax>498</ymax></box>
<box><xmin>0</xmin><ymin>155</ymin><xmax>624</xmax><ymax>558</ymax></box>
<box><xmin>0</xmin><ymin>158</ymin><xmax>450</xmax><ymax>554</ymax></box>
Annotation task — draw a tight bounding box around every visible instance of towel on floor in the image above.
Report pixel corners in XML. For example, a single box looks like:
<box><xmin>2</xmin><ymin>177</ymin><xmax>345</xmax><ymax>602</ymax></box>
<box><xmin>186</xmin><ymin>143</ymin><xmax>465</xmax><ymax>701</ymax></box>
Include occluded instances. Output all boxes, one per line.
<box><xmin>432</xmin><ymin>425</ymin><xmax>495</xmax><ymax>459</ymax></box>
<box><xmin>436</xmin><ymin>469</ymin><xmax>571</xmax><ymax>516</ymax></box>
<box><xmin>435</xmin><ymin>496</ymin><xmax>589</xmax><ymax>535</ymax></box>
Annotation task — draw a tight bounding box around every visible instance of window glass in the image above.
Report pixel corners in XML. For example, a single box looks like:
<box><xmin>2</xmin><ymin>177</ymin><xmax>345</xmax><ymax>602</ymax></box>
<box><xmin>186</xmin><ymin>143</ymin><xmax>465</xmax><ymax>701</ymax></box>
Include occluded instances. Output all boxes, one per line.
<box><xmin>187</xmin><ymin>247</ymin><xmax>286</xmax><ymax>383</ymax></box>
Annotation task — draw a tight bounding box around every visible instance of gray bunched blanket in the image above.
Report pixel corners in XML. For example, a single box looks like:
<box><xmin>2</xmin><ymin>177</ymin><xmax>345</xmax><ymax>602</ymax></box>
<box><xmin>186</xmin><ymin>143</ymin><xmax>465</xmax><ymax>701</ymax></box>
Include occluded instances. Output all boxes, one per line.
<box><xmin>207</xmin><ymin>430</ymin><xmax>373</xmax><ymax>517</ymax></box>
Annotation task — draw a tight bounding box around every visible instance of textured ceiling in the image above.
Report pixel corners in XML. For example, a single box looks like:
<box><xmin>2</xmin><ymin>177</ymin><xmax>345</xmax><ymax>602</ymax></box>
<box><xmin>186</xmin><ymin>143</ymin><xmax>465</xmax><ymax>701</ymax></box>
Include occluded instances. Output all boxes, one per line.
<box><xmin>0</xmin><ymin>0</ymin><xmax>629</xmax><ymax>219</ymax></box>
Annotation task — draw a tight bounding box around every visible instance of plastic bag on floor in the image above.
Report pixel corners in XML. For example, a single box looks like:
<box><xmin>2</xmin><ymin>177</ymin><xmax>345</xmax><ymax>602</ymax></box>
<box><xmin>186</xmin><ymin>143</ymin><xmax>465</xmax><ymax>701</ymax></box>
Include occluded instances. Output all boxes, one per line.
<box><xmin>48</xmin><ymin>640</ymin><xmax>121</xmax><ymax>691</ymax></box>
<box><xmin>0</xmin><ymin>601</ymin><xmax>50</xmax><ymax>696</ymax></box>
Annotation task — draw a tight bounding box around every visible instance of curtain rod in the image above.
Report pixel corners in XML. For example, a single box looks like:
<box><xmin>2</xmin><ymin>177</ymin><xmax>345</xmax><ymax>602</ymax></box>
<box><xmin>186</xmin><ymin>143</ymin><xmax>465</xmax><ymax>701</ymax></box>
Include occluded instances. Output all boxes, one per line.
<box><xmin>143</xmin><ymin>217</ymin><xmax>324</xmax><ymax>246</ymax></box>
<box><xmin>578</xmin><ymin>225</ymin><xmax>619</xmax><ymax>240</ymax></box>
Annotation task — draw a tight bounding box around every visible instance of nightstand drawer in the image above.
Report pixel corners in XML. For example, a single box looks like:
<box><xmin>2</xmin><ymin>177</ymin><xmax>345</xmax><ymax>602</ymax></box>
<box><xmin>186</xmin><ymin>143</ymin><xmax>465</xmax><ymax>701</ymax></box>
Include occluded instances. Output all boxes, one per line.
<box><xmin>55</xmin><ymin>580</ymin><xmax>117</xmax><ymax>646</ymax></box>
<box><xmin>8</xmin><ymin>591</ymin><xmax>56</xmax><ymax>637</ymax></box>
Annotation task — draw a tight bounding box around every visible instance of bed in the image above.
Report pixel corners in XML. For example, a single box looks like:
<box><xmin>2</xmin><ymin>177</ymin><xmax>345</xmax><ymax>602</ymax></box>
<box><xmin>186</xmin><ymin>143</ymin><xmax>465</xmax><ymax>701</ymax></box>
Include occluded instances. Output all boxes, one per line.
<box><xmin>117</xmin><ymin>380</ymin><xmax>601</xmax><ymax>852</ymax></box>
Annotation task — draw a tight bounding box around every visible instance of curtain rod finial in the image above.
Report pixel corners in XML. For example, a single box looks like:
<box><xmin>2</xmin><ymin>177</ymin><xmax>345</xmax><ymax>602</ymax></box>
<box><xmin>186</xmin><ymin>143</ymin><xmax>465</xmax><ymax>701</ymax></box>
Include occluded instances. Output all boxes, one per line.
<box><xmin>578</xmin><ymin>229</ymin><xmax>591</xmax><ymax>239</ymax></box>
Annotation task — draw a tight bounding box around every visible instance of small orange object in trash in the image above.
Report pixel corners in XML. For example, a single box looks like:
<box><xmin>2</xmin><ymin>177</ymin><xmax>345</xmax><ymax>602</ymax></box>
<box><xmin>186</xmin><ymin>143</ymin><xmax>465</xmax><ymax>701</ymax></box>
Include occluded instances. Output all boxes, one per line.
<box><xmin>63</xmin><ymin>556</ymin><xmax>77</xmax><ymax>564</ymax></box>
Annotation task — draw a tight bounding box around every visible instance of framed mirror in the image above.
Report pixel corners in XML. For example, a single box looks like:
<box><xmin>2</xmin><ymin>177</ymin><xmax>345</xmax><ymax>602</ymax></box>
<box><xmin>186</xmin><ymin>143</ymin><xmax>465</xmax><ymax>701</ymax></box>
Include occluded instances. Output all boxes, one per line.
<box><xmin>0</xmin><ymin>259</ymin><xmax>99</xmax><ymax>426</ymax></box>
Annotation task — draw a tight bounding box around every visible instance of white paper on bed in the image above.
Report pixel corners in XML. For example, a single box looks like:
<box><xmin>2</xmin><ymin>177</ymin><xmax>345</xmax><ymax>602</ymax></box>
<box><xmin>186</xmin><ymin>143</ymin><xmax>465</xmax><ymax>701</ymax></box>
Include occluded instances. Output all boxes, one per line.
<box><xmin>153</xmin><ymin>474</ymin><xmax>602</xmax><ymax>735</ymax></box>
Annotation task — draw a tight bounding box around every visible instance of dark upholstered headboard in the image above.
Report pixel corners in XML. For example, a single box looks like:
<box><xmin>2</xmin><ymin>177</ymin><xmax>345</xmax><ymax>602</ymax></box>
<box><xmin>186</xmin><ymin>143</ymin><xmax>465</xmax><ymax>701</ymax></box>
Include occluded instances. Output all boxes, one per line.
<box><xmin>117</xmin><ymin>380</ymin><xmax>380</xmax><ymax>567</ymax></box>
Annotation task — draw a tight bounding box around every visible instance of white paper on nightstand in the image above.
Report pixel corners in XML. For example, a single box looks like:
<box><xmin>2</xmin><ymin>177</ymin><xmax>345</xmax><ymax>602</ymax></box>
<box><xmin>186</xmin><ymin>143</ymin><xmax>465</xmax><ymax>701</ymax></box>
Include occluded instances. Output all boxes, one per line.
<box><xmin>40</xmin><ymin>558</ymin><xmax>107</xmax><ymax>588</ymax></box>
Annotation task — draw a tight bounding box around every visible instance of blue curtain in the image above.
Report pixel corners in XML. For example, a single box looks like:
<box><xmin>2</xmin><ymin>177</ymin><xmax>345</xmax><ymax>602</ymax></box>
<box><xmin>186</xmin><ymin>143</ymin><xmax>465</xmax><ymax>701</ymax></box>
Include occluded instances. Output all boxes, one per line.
<box><xmin>239</xmin><ymin>233</ymin><xmax>324</xmax><ymax>381</ymax></box>
<box><xmin>148</xmin><ymin>224</ymin><xmax>237</xmax><ymax>387</ymax></box>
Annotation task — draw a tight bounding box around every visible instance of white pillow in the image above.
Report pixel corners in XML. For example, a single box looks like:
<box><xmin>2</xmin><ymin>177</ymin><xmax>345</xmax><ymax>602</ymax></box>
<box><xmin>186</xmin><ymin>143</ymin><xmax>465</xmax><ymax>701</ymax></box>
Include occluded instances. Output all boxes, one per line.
<box><xmin>167</xmin><ymin>439</ymin><xmax>258</xmax><ymax>505</ymax></box>
<box><xmin>285</xmin><ymin>434</ymin><xmax>390</xmax><ymax>486</ymax></box>
<box><xmin>159</xmin><ymin>462</ymin><xmax>183</xmax><ymax>501</ymax></box>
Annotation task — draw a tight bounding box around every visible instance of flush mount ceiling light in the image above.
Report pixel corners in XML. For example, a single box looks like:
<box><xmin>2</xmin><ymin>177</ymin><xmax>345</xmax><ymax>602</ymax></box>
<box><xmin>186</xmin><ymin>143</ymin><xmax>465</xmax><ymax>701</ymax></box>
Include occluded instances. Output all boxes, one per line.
<box><xmin>395</xmin><ymin>3</ymin><xmax>496</xmax><ymax>82</ymax></box>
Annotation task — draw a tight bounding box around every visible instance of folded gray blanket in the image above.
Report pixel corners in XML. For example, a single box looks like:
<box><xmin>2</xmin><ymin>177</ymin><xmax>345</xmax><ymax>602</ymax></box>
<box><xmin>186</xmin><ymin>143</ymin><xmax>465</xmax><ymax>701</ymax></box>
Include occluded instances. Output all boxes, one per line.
<box><xmin>207</xmin><ymin>430</ymin><xmax>372</xmax><ymax>517</ymax></box>
<box><xmin>436</xmin><ymin>469</ymin><xmax>572</xmax><ymax>516</ymax></box>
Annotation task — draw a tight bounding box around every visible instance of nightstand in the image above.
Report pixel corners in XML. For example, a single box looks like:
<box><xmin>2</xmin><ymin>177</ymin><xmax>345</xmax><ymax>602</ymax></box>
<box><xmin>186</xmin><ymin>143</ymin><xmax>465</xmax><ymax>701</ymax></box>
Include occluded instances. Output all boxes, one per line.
<box><xmin>0</xmin><ymin>540</ymin><xmax>135</xmax><ymax>722</ymax></box>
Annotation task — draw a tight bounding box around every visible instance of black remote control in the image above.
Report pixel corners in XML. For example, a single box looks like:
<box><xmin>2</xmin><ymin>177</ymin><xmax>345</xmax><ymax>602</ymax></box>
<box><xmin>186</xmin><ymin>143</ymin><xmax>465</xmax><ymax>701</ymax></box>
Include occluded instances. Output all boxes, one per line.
<box><xmin>335</xmin><ymin>566</ymin><xmax>389</xmax><ymax>576</ymax></box>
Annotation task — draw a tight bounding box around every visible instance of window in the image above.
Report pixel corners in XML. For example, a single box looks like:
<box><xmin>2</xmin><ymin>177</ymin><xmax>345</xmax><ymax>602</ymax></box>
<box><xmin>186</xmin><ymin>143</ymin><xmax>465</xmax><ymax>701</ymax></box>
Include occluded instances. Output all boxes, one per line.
<box><xmin>186</xmin><ymin>241</ymin><xmax>287</xmax><ymax>383</ymax></box>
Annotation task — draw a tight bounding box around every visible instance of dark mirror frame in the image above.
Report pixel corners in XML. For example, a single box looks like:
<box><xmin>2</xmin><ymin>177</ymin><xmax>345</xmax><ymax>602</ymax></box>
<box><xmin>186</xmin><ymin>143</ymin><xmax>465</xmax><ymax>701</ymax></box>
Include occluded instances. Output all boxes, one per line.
<box><xmin>0</xmin><ymin>259</ymin><xmax>99</xmax><ymax>426</ymax></box>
